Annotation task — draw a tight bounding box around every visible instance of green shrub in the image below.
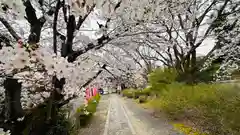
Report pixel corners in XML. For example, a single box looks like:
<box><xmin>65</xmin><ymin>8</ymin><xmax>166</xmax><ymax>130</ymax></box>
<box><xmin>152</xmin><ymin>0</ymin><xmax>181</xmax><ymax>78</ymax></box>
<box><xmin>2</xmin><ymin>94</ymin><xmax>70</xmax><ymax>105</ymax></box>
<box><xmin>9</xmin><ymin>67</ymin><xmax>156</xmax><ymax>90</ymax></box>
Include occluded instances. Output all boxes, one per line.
<box><xmin>148</xmin><ymin>83</ymin><xmax>240</xmax><ymax>135</ymax></box>
<box><xmin>74</xmin><ymin>105</ymin><xmax>88</xmax><ymax>128</ymax></box>
<box><xmin>122</xmin><ymin>89</ymin><xmax>134</xmax><ymax>98</ymax></box>
<box><xmin>141</xmin><ymin>88</ymin><xmax>151</xmax><ymax>96</ymax></box>
<box><xmin>46</xmin><ymin>109</ymin><xmax>73</xmax><ymax>135</ymax></box>
<box><xmin>148</xmin><ymin>68</ymin><xmax>177</xmax><ymax>93</ymax></box>
<box><xmin>74</xmin><ymin>94</ymin><xmax>101</xmax><ymax>128</ymax></box>
<box><xmin>132</xmin><ymin>89</ymin><xmax>151</xmax><ymax>99</ymax></box>
<box><xmin>93</xmin><ymin>93</ymin><xmax>101</xmax><ymax>103</ymax></box>
<box><xmin>139</xmin><ymin>95</ymin><xmax>147</xmax><ymax>103</ymax></box>
<box><xmin>195</xmin><ymin>63</ymin><xmax>220</xmax><ymax>83</ymax></box>
<box><xmin>86</xmin><ymin>99</ymin><xmax>98</xmax><ymax>113</ymax></box>
<box><xmin>133</xmin><ymin>91</ymin><xmax>141</xmax><ymax>99</ymax></box>
<box><xmin>23</xmin><ymin>107</ymin><xmax>73</xmax><ymax>135</ymax></box>
<box><xmin>122</xmin><ymin>88</ymin><xmax>151</xmax><ymax>100</ymax></box>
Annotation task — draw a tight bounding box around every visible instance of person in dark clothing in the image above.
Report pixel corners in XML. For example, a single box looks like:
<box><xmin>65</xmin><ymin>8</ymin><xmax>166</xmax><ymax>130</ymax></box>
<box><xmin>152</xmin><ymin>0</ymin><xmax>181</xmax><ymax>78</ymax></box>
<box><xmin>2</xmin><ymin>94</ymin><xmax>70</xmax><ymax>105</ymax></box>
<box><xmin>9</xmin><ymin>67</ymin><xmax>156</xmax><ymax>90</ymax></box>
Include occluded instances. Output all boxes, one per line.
<box><xmin>121</xmin><ymin>83</ymin><xmax>126</xmax><ymax>90</ymax></box>
<box><xmin>98</xmin><ymin>88</ymin><xmax>104</xmax><ymax>95</ymax></box>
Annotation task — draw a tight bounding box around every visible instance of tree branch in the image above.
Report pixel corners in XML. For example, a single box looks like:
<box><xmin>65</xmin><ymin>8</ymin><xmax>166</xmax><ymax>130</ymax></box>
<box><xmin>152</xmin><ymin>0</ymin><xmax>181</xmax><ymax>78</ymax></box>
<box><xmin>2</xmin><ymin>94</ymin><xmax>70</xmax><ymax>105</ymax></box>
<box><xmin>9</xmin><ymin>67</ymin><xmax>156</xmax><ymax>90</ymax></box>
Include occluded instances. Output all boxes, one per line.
<box><xmin>183</xmin><ymin>0</ymin><xmax>230</xmax><ymax>64</ymax></box>
<box><xmin>0</xmin><ymin>17</ymin><xmax>21</xmax><ymax>41</ymax></box>
<box><xmin>0</xmin><ymin>34</ymin><xmax>12</xmax><ymax>47</ymax></box>
<box><xmin>24</xmin><ymin>0</ymin><xmax>46</xmax><ymax>44</ymax></box>
<box><xmin>80</xmin><ymin>64</ymin><xmax>106</xmax><ymax>89</ymax></box>
<box><xmin>102</xmin><ymin>65</ymin><xmax>118</xmax><ymax>79</ymax></box>
<box><xmin>67</xmin><ymin>35</ymin><xmax>112</xmax><ymax>62</ymax></box>
<box><xmin>53</xmin><ymin>0</ymin><xmax>62</xmax><ymax>54</ymax></box>
<box><xmin>116</xmin><ymin>44</ymin><xmax>143</xmax><ymax>68</ymax></box>
<box><xmin>76</xmin><ymin>4</ymin><xmax>96</xmax><ymax>30</ymax></box>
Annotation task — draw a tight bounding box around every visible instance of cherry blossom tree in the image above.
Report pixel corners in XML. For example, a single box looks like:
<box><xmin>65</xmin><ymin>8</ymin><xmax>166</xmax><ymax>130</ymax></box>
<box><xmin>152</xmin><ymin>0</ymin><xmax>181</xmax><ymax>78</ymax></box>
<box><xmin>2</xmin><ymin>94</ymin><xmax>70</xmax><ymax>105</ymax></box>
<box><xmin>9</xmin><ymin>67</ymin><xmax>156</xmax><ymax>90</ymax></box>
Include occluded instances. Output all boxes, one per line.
<box><xmin>112</xmin><ymin>0</ymin><xmax>240</xmax><ymax>83</ymax></box>
<box><xmin>202</xmin><ymin>1</ymin><xmax>240</xmax><ymax>81</ymax></box>
<box><xmin>0</xmin><ymin>0</ymin><xmax>238</xmax><ymax>134</ymax></box>
<box><xmin>0</xmin><ymin>0</ymin><xmax>125</xmax><ymax>134</ymax></box>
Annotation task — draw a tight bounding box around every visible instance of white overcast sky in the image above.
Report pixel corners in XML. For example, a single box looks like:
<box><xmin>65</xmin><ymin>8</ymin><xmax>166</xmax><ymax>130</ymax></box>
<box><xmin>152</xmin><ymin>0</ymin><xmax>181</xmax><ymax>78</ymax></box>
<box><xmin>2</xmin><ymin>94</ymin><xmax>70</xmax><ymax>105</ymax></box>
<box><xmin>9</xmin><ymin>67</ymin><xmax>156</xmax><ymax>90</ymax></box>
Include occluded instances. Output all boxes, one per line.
<box><xmin>197</xmin><ymin>38</ymin><xmax>215</xmax><ymax>56</ymax></box>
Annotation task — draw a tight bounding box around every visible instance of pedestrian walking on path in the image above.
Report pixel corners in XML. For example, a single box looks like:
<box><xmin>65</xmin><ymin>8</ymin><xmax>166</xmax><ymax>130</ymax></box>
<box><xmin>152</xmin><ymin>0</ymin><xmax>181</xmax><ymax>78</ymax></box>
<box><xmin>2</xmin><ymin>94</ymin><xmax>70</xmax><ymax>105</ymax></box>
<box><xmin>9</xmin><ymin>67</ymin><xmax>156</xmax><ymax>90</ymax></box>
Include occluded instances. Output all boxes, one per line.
<box><xmin>117</xmin><ymin>85</ymin><xmax>122</xmax><ymax>94</ymax></box>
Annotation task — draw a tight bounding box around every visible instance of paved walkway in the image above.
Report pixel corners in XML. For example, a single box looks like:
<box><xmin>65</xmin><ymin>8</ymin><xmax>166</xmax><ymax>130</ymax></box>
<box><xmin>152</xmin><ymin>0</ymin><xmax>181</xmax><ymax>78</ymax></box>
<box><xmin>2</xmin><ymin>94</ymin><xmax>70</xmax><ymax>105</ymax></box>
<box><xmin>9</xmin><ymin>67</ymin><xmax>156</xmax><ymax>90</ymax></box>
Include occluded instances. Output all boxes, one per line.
<box><xmin>121</xmin><ymin>97</ymin><xmax>181</xmax><ymax>135</ymax></box>
<box><xmin>79</xmin><ymin>94</ymin><xmax>180</xmax><ymax>135</ymax></box>
<box><xmin>104</xmin><ymin>95</ymin><xmax>135</xmax><ymax>135</ymax></box>
<box><xmin>103</xmin><ymin>95</ymin><xmax>180</xmax><ymax>135</ymax></box>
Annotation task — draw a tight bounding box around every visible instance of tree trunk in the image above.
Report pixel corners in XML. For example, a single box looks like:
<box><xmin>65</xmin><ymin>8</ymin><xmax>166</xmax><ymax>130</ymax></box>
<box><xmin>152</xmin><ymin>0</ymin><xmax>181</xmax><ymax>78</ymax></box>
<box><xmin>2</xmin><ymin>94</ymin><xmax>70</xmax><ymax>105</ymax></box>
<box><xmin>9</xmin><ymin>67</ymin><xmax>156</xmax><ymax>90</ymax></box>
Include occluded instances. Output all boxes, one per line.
<box><xmin>61</xmin><ymin>15</ymin><xmax>76</xmax><ymax>57</ymax></box>
<box><xmin>190</xmin><ymin>50</ymin><xmax>197</xmax><ymax>83</ymax></box>
<box><xmin>2</xmin><ymin>78</ymin><xmax>25</xmax><ymax>135</ymax></box>
<box><xmin>24</xmin><ymin>0</ymin><xmax>45</xmax><ymax>45</ymax></box>
<box><xmin>3</xmin><ymin>78</ymin><xmax>24</xmax><ymax>121</ymax></box>
<box><xmin>191</xmin><ymin>50</ymin><xmax>197</xmax><ymax>69</ymax></box>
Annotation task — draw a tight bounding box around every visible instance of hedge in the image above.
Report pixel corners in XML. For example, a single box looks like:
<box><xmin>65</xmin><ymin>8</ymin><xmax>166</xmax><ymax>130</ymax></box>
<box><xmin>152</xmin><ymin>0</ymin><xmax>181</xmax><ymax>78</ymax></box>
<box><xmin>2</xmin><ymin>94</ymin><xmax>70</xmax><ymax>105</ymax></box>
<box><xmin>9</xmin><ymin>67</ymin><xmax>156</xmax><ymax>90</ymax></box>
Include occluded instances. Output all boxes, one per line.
<box><xmin>74</xmin><ymin>94</ymin><xmax>101</xmax><ymax>128</ymax></box>
<box><xmin>147</xmin><ymin>83</ymin><xmax>240</xmax><ymax>135</ymax></box>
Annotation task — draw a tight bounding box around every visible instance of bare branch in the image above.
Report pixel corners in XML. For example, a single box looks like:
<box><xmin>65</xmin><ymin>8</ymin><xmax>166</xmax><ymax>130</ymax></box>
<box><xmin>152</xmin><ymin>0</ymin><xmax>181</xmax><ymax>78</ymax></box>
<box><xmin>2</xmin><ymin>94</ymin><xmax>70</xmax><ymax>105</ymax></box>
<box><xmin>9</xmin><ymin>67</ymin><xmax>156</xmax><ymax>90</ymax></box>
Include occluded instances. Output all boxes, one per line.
<box><xmin>0</xmin><ymin>17</ymin><xmax>21</xmax><ymax>41</ymax></box>
<box><xmin>183</xmin><ymin>0</ymin><xmax>230</xmax><ymax>64</ymax></box>
<box><xmin>80</xmin><ymin>64</ymin><xmax>107</xmax><ymax>89</ymax></box>
<box><xmin>53</xmin><ymin>0</ymin><xmax>62</xmax><ymax>54</ymax></box>
<box><xmin>76</xmin><ymin>4</ymin><xmax>96</xmax><ymax>30</ymax></box>
<box><xmin>67</xmin><ymin>35</ymin><xmax>112</xmax><ymax>62</ymax></box>
<box><xmin>23</xmin><ymin>0</ymin><xmax>46</xmax><ymax>44</ymax></box>
<box><xmin>0</xmin><ymin>34</ymin><xmax>12</xmax><ymax>47</ymax></box>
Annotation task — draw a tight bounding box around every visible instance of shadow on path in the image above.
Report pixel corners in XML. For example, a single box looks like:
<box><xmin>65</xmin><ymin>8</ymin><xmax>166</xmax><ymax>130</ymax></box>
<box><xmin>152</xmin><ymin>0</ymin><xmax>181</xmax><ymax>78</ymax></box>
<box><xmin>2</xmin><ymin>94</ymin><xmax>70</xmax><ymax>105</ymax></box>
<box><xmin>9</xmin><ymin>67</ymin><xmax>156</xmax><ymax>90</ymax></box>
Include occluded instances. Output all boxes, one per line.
<box><xmin>120</xmin><ymin>96</ymin><xmax>181</xmax><ymax>135</ymax></box>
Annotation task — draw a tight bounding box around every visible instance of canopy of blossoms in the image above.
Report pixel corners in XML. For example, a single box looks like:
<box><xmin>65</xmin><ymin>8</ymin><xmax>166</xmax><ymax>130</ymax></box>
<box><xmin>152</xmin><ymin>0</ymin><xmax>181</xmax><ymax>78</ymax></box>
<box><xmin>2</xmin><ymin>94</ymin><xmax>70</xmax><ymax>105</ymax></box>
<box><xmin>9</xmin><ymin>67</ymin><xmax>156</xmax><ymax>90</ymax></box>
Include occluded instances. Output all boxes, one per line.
<box><xmin>0</xmin><ymin>0</ymin><xmax>239</xmax><ymax>134</ymax></box>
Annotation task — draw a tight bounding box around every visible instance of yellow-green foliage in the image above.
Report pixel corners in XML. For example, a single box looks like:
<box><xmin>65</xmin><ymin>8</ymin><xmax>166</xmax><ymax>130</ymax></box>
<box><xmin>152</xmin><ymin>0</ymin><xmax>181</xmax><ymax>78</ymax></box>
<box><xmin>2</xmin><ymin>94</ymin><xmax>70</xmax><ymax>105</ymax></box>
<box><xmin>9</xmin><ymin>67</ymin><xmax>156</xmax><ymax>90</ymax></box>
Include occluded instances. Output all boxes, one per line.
<box><xmin>146</xmin><ymin>68</ymin><xmax>240</xmax><ymax>134</ymax></box>
<box><xmin>138</xmin><ymin>95</ymin><xmax>147</xmax><ymax>103</ymax></box>
<box><xmin>148</xmin><ymin>68</ymin><xmax>177</xmax><ymax>92</ymax></box>
<box><xmin>94</xmin><ymin>93</ymin><xmax>101</xmax><ymax>103</ymax></box>
<box><xmin>85</xmin><ymin>94</ymin><xmax>101</xmax><ymax>113</ymax></box>
<box><xmin>173</xmin><ymin>123</ymin><xmax>208</xmax><ymax>135</ymax></box>
<box><xmin>74</xmin><ymin>94</ymin><xmax>101</xmax><ymax>128</ymax></box>
<box><xmin>76</xmin><ymin>105</ymin><xmax>85</xmax><ymax>114</ymax></box>
<box><xmin>123</xmin><ymin>88</ymin><xmax>151</xmax><ymax>99</ymax></box>
<box><xmin>122</xmin><ymin>89</ymin><xmax>135</xmax><ymax>98</ymax></box>
<box><xmin>86</xmin><ymin>99</ymin><xmax>98</xmax><ymax>113</ymax></box>
<box><xmin>148</xmin><ymin>83</ymin><xmax>240</xmax><ymax>134</ymax></box>
<box><xmin>141</xmin><ymin>88</ymin><xmax>151</xmax><ymax>96</ymax></box>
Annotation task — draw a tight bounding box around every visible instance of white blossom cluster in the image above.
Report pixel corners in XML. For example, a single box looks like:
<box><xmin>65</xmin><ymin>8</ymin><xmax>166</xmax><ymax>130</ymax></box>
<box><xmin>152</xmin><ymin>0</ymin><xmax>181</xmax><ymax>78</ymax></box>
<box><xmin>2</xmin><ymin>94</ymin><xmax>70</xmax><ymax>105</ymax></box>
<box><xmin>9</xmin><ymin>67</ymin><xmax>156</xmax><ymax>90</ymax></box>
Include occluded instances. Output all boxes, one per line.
<box><xmin>0</xmin><ymin>44</ymin><xmax>98</xmax><ymax>109</ymax></box>
<box><xmin>0</xmin><ymin>0</ymin><xmax>128</xmax><ymax>112</ymax></box>
<box><xmin>0</xmin><ymin>0</ymin><xmax>25</xmax><ymax>19</ymax></box>
<box><xmin>214</xmin><ymin>61</ymin><xmax>239</xmax><ymax>81</ymax></box>
<box><xmin>0</xmin><ymin>128</ymin><xmax>10</xmax><ymax>135</ymax></box>
<box><xmin>0</xmin><ymin>46</ymin><xmax>52</xmax><ymax>109</ymax></box>
<box><xmin>1</xmin><ymin>0</ymin><xmax>228</xmax><ymax>116</ymax></box>
<box><xmin>70</xmin><ymin>0</ymin><xmax>95</xmax><ymax>17</ymax></box>
<box><xmin>133</xmin><ymin>70</ymin><xmax>147</xmax><ymax>88</ymax></box>
<box><xmin>201</xmin><ymin>10</ymin><xmax>240</xmax><ymax>81</ymax></box>
<box><xmin>213</xmin><ymin>46</ymin><xmax>240</xmax><ymax>81</ymax></box>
